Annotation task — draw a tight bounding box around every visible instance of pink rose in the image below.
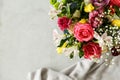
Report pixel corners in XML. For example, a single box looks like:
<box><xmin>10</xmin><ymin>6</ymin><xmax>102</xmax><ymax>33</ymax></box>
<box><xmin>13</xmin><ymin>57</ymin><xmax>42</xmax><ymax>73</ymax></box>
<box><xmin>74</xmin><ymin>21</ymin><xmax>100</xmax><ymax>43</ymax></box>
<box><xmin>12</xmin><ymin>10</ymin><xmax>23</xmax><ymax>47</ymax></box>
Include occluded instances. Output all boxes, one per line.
<box><xmin>74</xmin><ymin>23</ymin><xmax>94</xmax><ymax>42</ymax></box>
<box><xmin>57</xmin><ymin>17</ymin><xmax>71</xmax><ymax>31</ymax></box>
<box><xmin>110</xmin><ymin>0</ymin><xmax>120</xmax><ymax>7</ymax></box>
<box><xmin>83</xmin><ymin>42</ymin><xmax>102</xmax><ymax>59</ymax></box>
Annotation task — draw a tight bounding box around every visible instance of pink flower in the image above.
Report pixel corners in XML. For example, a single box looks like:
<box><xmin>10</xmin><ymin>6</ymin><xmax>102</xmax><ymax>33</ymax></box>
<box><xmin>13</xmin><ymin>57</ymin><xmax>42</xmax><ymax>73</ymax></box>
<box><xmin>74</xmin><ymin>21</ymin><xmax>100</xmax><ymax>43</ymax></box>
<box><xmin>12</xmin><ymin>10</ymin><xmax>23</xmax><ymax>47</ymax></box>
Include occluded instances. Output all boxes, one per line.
<box><xmin>57</xmin><ymin>17</ymin><xmax>71</xmax><ymax>31</ymax></box>
<box><xmin>83</xmin><ymin>42</ymin><xmax>102</xmax><ymax>59</ymax></box>
<box><xmin>91</xmin><ymin>0</ymin><xmax>110</xmax><ymax>8</ymax></box>
<box><xmin>89</xmin><ymin>9</ymin><xmax>104</xmax><ymax>28</ymax></box>
<box><xmin>74</xmin><ymin>23</ymin><xmax>94</xmax><ymax>42</ymax></box>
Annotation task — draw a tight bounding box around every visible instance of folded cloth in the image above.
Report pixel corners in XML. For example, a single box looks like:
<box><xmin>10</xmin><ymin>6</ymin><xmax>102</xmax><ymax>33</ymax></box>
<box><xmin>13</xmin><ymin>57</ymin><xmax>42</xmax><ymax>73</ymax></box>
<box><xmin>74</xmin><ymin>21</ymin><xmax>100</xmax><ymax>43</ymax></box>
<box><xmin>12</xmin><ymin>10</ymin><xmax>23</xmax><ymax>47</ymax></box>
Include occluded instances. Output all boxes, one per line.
<box><xmin>27</xmin><ymin>56</ymin><xmax>120</xmax><ymax>80</ymax></box>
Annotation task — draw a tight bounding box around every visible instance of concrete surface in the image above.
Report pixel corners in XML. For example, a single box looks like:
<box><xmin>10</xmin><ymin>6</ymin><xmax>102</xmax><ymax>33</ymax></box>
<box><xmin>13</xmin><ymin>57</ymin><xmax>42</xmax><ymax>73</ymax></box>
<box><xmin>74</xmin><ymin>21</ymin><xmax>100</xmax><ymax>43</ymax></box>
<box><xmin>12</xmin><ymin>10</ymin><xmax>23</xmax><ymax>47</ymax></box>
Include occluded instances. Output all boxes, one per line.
<box><xmin>0</xmin><ymin>0</ymin><xmax>79</xmax><ymax>80</ymax></box>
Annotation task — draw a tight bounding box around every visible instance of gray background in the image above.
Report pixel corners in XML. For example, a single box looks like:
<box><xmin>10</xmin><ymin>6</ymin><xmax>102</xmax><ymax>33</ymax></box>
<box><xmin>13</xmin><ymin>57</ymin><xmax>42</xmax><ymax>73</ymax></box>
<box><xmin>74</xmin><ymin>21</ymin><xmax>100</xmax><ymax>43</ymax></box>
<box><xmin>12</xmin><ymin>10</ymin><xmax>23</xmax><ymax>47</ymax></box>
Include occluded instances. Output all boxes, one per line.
<box><xmin>0</xmin><ymin>0</ymin><xmax>79</xmax><ymax>80</ymax></box>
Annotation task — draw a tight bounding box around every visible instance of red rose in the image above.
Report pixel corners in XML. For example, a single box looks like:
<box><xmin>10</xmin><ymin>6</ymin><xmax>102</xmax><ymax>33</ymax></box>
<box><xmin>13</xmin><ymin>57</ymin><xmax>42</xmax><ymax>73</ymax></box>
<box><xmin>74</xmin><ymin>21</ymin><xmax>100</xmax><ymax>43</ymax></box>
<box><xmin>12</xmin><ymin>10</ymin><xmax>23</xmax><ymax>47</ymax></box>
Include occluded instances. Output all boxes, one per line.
<box><xmin>57</xmin><ymin>17</ymin><xmax>71</xmax><ymax>31</ymax></box>
<box><xmin>74</xmin><ymin>23</ymin><xmax>94</xmax><ymax>42</ymax></box>
<box><xmin>83</xmin><ymin>42</ymin><xmax>102</xmax><ymax>59</ymax></box>
<box><xmin>110</xmin><ymin>0</ymin><xmax>120</xmax><ymax>7</ymax></box>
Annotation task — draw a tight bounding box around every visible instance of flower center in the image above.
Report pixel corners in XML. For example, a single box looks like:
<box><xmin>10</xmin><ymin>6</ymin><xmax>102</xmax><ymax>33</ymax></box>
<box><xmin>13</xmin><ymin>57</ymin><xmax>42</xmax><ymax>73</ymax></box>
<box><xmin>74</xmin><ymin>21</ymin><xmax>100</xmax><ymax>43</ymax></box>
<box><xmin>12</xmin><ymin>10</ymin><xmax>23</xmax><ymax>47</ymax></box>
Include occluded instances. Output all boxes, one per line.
<box><xmin>82</xmin><ymin>31</ymin><xmax>88</xmax><ymax>36</ymax></box>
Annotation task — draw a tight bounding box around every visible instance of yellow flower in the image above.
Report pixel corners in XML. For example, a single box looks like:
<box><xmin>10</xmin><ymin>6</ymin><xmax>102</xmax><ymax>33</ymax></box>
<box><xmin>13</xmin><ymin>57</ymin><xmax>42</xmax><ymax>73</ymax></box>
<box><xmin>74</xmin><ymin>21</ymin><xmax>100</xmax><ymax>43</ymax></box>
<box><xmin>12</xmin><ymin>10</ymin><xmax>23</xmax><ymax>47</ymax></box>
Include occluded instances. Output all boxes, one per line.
<box><xmin>79</xmin><ymin>19</ymin><xmax>87</xmax><ymax>24</ymax></box>
<box><xmin>56</xmin><ymin>47</ymin><xmax>63</xmax><ymax>54</ymax></box>
<box><xmin>84</xmin><ymin>3</ymin><xmax>94</xmax><ymax>13</ymax></box>
<box><xmin>112</xmin><ymin>19</ymin><xmax>120</xmax><ymax>27</ymax></box>
<box><xmin>56</xmin><ymin>42</ymin><xmax>67</xmax><ymax>54</ymax></box>
<box><xmin>62</xmin><ymin>42</ymin><xmax>67</xmax><ymax>48</ymax></box>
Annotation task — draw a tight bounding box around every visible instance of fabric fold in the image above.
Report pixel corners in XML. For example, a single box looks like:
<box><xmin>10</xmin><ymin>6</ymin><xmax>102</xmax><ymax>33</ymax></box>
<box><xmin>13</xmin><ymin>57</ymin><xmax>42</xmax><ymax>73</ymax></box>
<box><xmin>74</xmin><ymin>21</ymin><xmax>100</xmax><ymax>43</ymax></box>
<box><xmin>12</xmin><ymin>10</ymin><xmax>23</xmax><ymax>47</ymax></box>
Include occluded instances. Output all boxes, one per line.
<box><xmin>27</xmin><ymin>56</ymin><xmax>120</xmax><ymax>80</ymax></box>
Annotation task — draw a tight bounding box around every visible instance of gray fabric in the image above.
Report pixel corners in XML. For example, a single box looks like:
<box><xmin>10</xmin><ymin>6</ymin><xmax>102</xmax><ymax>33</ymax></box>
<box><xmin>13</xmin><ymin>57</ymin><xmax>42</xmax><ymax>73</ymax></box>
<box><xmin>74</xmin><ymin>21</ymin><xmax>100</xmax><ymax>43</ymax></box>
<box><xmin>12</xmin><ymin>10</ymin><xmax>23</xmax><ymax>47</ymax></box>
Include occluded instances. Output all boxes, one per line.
<box><xmin>27</xmin><ymin>56</ymin><xmax>120</xmax><ymax>80</ymax></box>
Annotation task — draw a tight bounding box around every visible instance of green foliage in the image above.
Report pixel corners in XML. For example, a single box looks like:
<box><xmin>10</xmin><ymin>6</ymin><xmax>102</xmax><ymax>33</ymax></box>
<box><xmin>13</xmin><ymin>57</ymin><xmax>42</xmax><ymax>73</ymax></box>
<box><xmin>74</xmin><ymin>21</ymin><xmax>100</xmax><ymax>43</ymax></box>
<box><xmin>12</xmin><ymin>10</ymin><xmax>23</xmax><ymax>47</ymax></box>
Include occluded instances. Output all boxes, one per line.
<box><xmin>57</xmin><ymin>7</ymin><xmax>67</xmax><ymax>17</ymax></box>
<box><xmin>79</xmin><ymin>2</ymin><xmax>88</xmax><ymax>19</ymax></box>
<box><xmin>67</xmin><ymin>36</ymin><xmax>76</xmax><ymax>47</ymax></box>
<box><xmin>57</xmin><ymin>38</ymin><xmax>68</xmax><ymax>47</ymax></box>
<box><xmin>114</xmin><ymin>6</ymin><xmax>120</xmax><ymax>18</ymax></box>
<box><xmin>57</xmin><ymin>32</ymin><xmax>77</xmax><ymax>48</ymax></box>
<box><xmin>76</xmin><ymin>42</ymin><xmax>83</xmax><ymax>58</ymax></box>
<box><xmin>57</xmin><ymin>0</ymin><xmax>86</xmax><ymax>20</ymax></box>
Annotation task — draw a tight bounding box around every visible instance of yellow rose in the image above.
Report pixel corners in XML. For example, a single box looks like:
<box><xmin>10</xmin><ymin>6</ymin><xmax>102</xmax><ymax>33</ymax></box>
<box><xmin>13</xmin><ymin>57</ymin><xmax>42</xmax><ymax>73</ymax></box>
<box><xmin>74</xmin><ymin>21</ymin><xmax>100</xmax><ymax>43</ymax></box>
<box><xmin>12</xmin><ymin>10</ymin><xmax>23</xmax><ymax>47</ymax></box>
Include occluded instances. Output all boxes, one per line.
<box><xmin>112</xmin><ymin>19</ymin><xmax>120</xmax><ymax>27</ymax></box>
<box><xmin>84</xmin><ymin>3</ymin><xmax>94</xmax><ymax>13</ymax></box>
<box><xmin>56</xmin><ymin>42</ymin><xmax>67</xmax><ymax>54</ymax></box>
<box><xmin>79</xmin><ymin>19</ymin><xmax>87</xmax><ymax>24</ymax></box>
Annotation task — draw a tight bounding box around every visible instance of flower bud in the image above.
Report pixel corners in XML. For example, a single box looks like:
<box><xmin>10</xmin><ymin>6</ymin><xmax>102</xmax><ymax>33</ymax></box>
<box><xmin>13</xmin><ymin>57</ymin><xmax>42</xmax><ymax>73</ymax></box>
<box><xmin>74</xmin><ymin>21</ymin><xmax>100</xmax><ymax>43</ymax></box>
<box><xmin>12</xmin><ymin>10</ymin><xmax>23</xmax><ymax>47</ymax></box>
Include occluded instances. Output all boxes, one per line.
<box><xmin>50</xmin><ymin>0</ymin><xmax>57</xmax><ymax>5</ymax></box>
<box><xmin>54</xmin><ymin>2</ymin><xmax>60</xmax><ymax>10</ymax></box>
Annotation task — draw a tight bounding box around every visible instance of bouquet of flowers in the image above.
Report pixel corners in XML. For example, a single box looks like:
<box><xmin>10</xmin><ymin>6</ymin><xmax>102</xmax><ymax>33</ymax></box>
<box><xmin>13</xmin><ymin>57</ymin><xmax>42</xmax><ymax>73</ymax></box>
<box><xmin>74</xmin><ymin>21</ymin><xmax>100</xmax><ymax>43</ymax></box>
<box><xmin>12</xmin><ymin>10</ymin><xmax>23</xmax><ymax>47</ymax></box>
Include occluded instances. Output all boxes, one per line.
<box><xmin>49</xmin><ymin>0</ymin><xmax>120</xmax><ymax>63</ymax></box>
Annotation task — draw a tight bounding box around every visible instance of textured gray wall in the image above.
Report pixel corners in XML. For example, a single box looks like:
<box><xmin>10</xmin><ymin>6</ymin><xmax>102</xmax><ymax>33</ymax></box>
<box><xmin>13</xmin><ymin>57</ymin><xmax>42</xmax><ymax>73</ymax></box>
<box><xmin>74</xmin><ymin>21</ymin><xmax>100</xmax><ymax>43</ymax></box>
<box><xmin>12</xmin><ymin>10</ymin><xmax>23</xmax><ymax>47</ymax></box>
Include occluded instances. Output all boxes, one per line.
<box><xmin>0</xmin><ymin>0</ymin><xmax>79</xmax><ymax>80</ymax></box>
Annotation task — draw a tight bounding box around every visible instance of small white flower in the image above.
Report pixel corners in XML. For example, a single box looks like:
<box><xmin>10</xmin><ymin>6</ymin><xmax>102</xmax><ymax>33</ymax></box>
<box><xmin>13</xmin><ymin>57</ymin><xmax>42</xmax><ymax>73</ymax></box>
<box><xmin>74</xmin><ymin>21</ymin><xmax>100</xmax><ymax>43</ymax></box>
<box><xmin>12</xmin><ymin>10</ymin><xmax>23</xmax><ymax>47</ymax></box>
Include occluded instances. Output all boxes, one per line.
<box><xmin>63</xmin><ymin>46</ymin><xmax>79</xmax><ymax>57</ymax></box>
<box><xmin>48</xmin><ymin>7</ymin><xmax>61</xmax><ymax>19</ymax></box>
<box><xmin>94</xmin><ymin>31</ymin><xmax>113</xmax><ymax>53</ymax></box>
<box><xmin>102</xmin><ymin>32</ymin><xmax>113</xmax><ymax>47</ymax></box>
<box><xmin>84</xmin><ymin>0</ymin><xmax>91</xmax><ymax>5</ymax></box>
<box><xmin>53</xmin><ymin>29</ymin><xmax>64</xmax><ymax>46</ymax></box>
<box><xmin>94</xmin><ymin>31</ymin><xmax>105</xmax><ymax>47</ymax></box>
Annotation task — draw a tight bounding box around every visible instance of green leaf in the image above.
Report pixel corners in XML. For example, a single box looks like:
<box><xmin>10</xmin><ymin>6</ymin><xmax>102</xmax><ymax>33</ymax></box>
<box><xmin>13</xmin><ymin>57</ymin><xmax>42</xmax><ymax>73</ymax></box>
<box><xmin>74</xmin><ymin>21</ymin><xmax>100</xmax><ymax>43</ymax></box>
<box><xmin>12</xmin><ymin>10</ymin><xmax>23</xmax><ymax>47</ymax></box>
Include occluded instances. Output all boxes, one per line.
<box><xmin>79</xmin><ymin>2</ymin><xmax>89</xmax><ymax>19</ymax></box>
<box><xmin>66</xmin><ymin>35</ymin><xmax>76</xmax><ymax>47</ymax></box>
<box><xmin>62</xmin><ymin>7</ymin><xmax>67</xmax><ymax>14</ymax></box>
<box><xmin>80</xmin><ymin>2</ymin><xmax>84</xmax><ymax>11</ymax></box>
<box><xmin>66</xmin><ymin>4</ymin><xmax>71</xmax><ymax>18</ymax></box>
<box><xmin>62</xmin><ymin>0</ymin><xmax>67</xmax><ymax>4</ymax></box>
<box><xmin>57</xmin><ymin>38</ymin><xmax>67</xmax><ymax>47</ymax></box>
<box><xmin>70</xmin><ymin>52</ymin><xmax>74</xmax><ymax>59</ymax></box>
<box><xmin>50</xmin><ymin>0</ymin><xmax>57</xmax><ymax>5</ymax></box>
<box><xmin>114</xmin><ymin>6</ymin><xmax>120</xmax><ymax>18</ymax></box>
<box><xmin>53</xmin><ymin>2</ymin><xmax>60</xmax><ymax>10</ymax></box>
<box><xmin>57</xmin><ymin>7</ymin><xmax>67</xmax><ymax>17</ymax></box>
<box><xmin>77</xmin><ymin>42</ymin><xmax>81</xmax><ymax>48</ymax></box>
<box><xmin>57</xmin><ymin>13</ymin><xmax>64</xmax><ymax>17</ymax></box>
<box><xmin>79</xmin><ymin>50</ymin><xmax>84</xmax><ymax>58</ymax></box>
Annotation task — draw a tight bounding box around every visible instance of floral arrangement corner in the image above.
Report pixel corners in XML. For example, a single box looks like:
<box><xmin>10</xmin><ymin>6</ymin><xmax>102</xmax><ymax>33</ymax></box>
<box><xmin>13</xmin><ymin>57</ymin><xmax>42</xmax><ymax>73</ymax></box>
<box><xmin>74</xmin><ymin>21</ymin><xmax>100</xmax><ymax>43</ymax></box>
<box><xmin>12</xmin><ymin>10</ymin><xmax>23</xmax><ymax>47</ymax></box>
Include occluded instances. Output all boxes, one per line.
<box><xmin>49</xmin><ymin>0</ymin><xmax>120</xmax><ymax>64</ymax></box>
